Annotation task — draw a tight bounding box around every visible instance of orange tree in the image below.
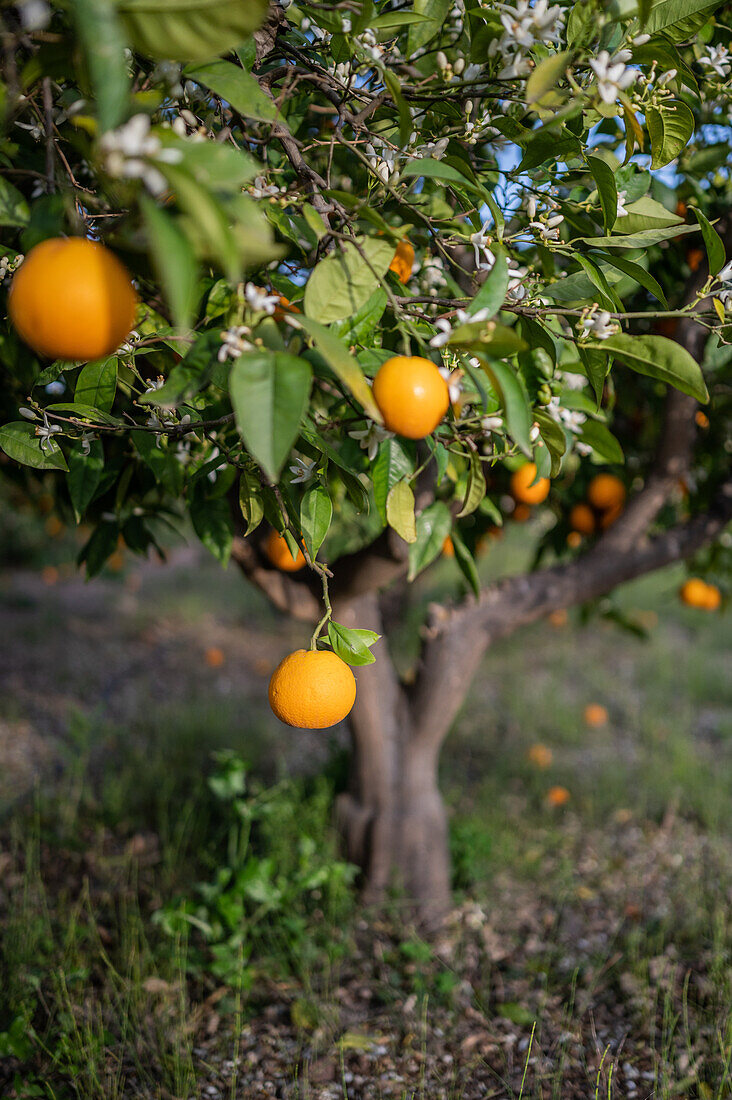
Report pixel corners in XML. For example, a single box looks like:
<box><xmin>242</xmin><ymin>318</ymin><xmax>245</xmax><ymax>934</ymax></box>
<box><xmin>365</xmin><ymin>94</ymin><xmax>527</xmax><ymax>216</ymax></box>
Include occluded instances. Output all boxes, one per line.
<box><xmin>1</xmin><ymin>0</ymin><xmax>731</xmax><ymax>923</ymax></box>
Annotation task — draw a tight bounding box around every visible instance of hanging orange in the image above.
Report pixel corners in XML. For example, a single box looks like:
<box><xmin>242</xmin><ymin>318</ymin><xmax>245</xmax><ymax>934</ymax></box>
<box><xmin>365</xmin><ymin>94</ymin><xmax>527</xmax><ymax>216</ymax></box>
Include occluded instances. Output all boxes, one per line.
<box><xmin>389</xmin><ymin>239</ymin><xmax>415</xmax><ymax>284</ymax></box>
<box><xmin>264</xmin><ymin>530</ymin><xmax>306</xmax><ymax>572</ymax></box>
<box><xmin>510</xmin><ymin>463</ymin><xmax>550</xmax><ymax>505</ymax></box>
<box><xmin>268</xmin><ymin>649</ymin><xmax>356</xmax><ymax>729</ymax></box>
<box><xmin>372</xmin><ymin>356</ymin><xmax>449</xmax><ymax>439</ymax></box>
<box><xmin>9</xmin><ymin>237</ymin><xmax>137</xmax><ymax>361</ymax></box>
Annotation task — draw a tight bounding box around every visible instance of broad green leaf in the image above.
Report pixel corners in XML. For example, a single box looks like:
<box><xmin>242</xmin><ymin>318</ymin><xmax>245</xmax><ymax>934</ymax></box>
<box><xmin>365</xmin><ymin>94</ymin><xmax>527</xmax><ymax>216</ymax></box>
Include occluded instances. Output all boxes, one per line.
<box><xmin>643</xmin><ymin>0</ymin><xmax>717</xmax><ymax>34</ymax></box>
<box><xmin>646</xmin><ymin>100</ymin><xmax>694</xmax><ymax>171</ymax></box>
<box><xmin>372</xmin><ymin>438</ymin><xmax>414</xmax><ymax>522</ymax></box>
<box><xmin>457</xmin><ymin>450</ymin><xmax>486</xmax><ymax>518</ymax></box>
<box><xmin>229</xmin><ymin>352</ymin><xmax>312</xmax><ymax>482</ymax></box>
<box><xmin>75</xmin><ymin>357</ymin><xmax>117</xmax><ymax>413</ymax></box>
<box><xmin>479</xmin><ymin>360</ymin><xmax>533</xmax><ymax>456</ymax></box>
<box><xmin>80</xmin><ymin>522</ymin><xmax>118</xmax><ymax>578</ymax></box>
<box><xmin>587</xmin><ymin>155</ymin><xmax>618</xmax><ymax>234</ymax></box>
<box><xmin>327</xmin><ymin>621</ymin><xmax>379</xmax><ymax>666</ymax></box>
<box><xmin>386</xmin><ymin>479</ymin><xmax>417</xmax><ymax>543</ymax></box>
<box><xmin>44</xmin><ymin>402</ymin><xmax>123</xmax><ymax>426</ymax></box>
<box><xmin>239</xmin><ymin>469</ymin><xmax>264</xmax><ymax>535</ymax></box>
<box><xmin>189</xmin><ymin>492</ymin><xmax>233</xmax><ymax>565</ymax></box>
<box><xmin>594</xmin><ymin>251</ymin><xmax>669</xmax><ymax>308</ymax></box>
<box><xmin>470</xmin><ymin>250</ymin><xmax>509</xmax><ymax>320</ymax></box>
<box><xmin>407</xmin><ymin>501</ymin><xmax>452</xmax><ymax>581</ymax></box>
<box><xmin>291</xmin><ymin>314</ymin><xmax>382</xmax><ymax>421</ymax></box>
<box><xmin>577</xmin><ymin>419</ymin><xmax>624</xmax><ymax>464</ymax></box>
<box><xmin>132</xmin><ymin>431</ymin><xmax>183</xmax><ymax>494</ymax></box>
<box><xmin>532</xmin><ymin>409</ymin><xmax>566</xmax><ymax>477</ymax></box>
<box><xmin>575</xmin><ymin>254</ymin><xmax>623</xmax><ymax>313</ymax></box>
<box><xmin>448</xmin><ymin>321</ymin><xmax>527</xmax><ymax>358</ymax></box>
<box><xmin>141</xmin><ymin>331</ymin><xmax>220</xmax><ymax>408</ymax></box>
<box><xmin>574</xmin><ymin>224</ymin><xmax>698</xmax><ymax>248</ymax></box>
<box><xmin>303</xmin><ymin>237</ymin><xmax>395</xmax><ymax>324</ymax></box>
<box><xmin>578</xmin><ymin>345</ymin><xmax>609</xmax><ymax>407</ymax></box>
<box><xmin>587</xmin><ymin>334</ymin><xmax>709</xmax><ymax>403</ymax></box>
<box><xmin>140</xmin><ymin>196</ymin><xmax>199</xmax><ymax>329</ymax></box>
<box><xmin>184</xmin><ymin>60</ymin><xmax>278</xmax><ymax>122</ymax></box>
<box><xmin>73</xmin><ymin>0</ymin><xmax>129</xmax><ymax>131</ymax></box>
<box><xmin>690</xmin><ymin>206</ymin><xmax>725</xmax><ymax>276</ymax></box>
<box><xmin>526</xmin><ymin>51</ymin><xmax>568</xmax><ymax>103</ymax></box>
<box><xmin>407</xmin><ymin>0</ymin><xmax>451</xmax><ymax>52</ymax></box>
<box><xmin>162</xmin><ymin>164</ymin><xmax>241</xmax><ymax>281</ymax></box>
<box><xmin>67</xmin><ymin>439</ymin><xmax>104</xmax><ymax>521</ymax></box>
<box><xmin>401</xmin><ymin>158</ymin><xmax>486</xmax><ymax>199</ymax></box>
<box><xmin>0</xmin><ymin>179</ymin><xmax>30</xmax><ymax>227</ymax></box>
<box><xmin>0</xmin><ymin>421</ymin><xmax>68</xmax><ymax>471</ymax></box>
<box><xmin>300</xmin><ymin>484</ymin><xmax>333</xmax><ymax>557</ymax></box>
<box><xmin>118</xmin><ymin>0</ymin><xmax>269</xmax><ymax>61</ymax></box>
<box><xmin>615</xmin><ymin>196</ymin><xmax>682</xmax><ymax>235</ymax></box>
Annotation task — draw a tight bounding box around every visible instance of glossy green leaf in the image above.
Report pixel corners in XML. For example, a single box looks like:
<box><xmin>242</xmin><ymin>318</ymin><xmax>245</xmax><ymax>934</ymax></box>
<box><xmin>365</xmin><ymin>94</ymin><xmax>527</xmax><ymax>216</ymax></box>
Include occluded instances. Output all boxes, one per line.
<box><xmin>407</xmin><ymin>501</ymin><xmax>452</xmax><ymax>581</ymax></box>
<box><xmin>386</xmin><ymin>479</ymin><xmax>416</xmax><ymax>543</ymax></box>
<box><xmin>67</xmin><ymin>439</ymin><xmax>104</xmax><ymax>521</ymax></box>
<box><xmin>588</xmin><ymin>334</ymin><xmax>709</xmax><ymax>403</ymax></box>
<box><xmin>574</xmin><ymin>223</ymin><xmax>698</xmax><ymax>248</ymax></box>
<box><xmin>480</xmin><ymin>360</ymin><xmax>533</xmax><ymax>456</ymax></box>
<box><xmin>73</xmin><ymin>0</ymin><xmax>129</xmax><ymax>131</ymax></box>
<box><xmin>229</xmin><ymin>351</ymin><xmax>312</xmax><ymax>482</ymax></box>
<box><xmin>372</xmin><ymin>438</ymin><xmax>414</xmax><ymax>522</ymax></box>
<box><xmin>140</xmin><ymin>196</ymin><xmax>199</xmax><ymax>330</ymax></box>
<box><xmin>594</xmin><ymin>252</ymin><xmax>669</xmax><ymax>308</ymax></box>
<box><xmin>304</xmin><ymin>237</ymin><xmax>395</xmax><ymax>324</ymax></box>
<box><xmin>75</xmin><ymin>357</ymin><xmax>118</xmax><ymax>413</ymax></box>
<box><xmin>300</xmin><ymin>484</ymin><xmax>333</xmax><ymax>557</ymax></box>
<box><xmin>0</xmin><ymin>180</ymin><xmax>30</xmax><ymax>227</ymax></box>
<box><xmin>457</xmin><ymin>450</ymin><xmax>486</xmax><ymax>518</ymax></box>
<box><xmin>646</xmin><ymin>100</ymin><xmax>694</xmax><ymax>170</ymax></box>
<box><xmin>184</xmin><ymin>60</ymin><xmax>278</xmax><ymax>122</ymax></box>
<box><xmin>587</xmin><ymin>155</ymin><xmax>618</xmax><ymax>234</ymax></box>
<box><xmin>118</xmin><ymin>0</ymin><xmax>269</xmax><ymax>61</ymax></box>
<box><xmin>690</xmin><ymin>206</ymin><xmax>725</xmax><ymax>276</ymax></box>
<box><xmin>238</xmin><ymin>469</ymin><xmax>264</xmax><ymax>535</ymax></box>
<box><xmin>577</xmin><ymin>419</ymin><xmax>624</xmax><ymax>464</ymax></box>
<box><xmin>470</xmin><ymin>250</ymin><xmax>509</xmax><ymax>320</ymax></box>
<box><xmin>451</xmin><ymin>528</ymin><xmax>480</xmax><ymax>598</ymax></box>
<box><xmin>0</xmin><ymin>421</ymin><xmax>68</xmax><ymax>471</ymax></box>
<box><xmin>190</xmin><ymin>492</ymin><xmax>234</xmax><ymax>565</ymax></box>
<box><xmin>526</xmin><ymin>51</ymin><xmax>568</xmax><ymax>103</ymax></box>
<box><xmin>327</xmin><ymin>621</ymin><xmax>379</xmax><ymax>666</ymax></box>
<box><xmin>291</xmin><ymin>314</ymin><xmax>382</xmax><ymax>421</ymax></box>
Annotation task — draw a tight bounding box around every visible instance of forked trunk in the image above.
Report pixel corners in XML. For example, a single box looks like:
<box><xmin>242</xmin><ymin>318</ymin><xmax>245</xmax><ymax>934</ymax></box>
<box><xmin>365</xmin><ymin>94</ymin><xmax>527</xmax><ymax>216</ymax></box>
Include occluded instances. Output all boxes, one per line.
<box><xmin>334</xmin><ymin>594</ymin><xmax>452</xmax><ymax>927</ymax></box>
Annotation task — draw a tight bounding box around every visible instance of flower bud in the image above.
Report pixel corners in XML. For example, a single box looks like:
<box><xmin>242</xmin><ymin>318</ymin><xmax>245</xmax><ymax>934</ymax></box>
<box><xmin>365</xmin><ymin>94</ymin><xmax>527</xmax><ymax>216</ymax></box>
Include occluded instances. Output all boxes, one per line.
<box><xmin>436</xmin><ymin>51</ymin><xmax>448</xmax><ymax>70</ymax></box>
<box><xmin>454</xmin><ymin>57</ymin><xmax>465</xmax><ymax>75</ymax></box>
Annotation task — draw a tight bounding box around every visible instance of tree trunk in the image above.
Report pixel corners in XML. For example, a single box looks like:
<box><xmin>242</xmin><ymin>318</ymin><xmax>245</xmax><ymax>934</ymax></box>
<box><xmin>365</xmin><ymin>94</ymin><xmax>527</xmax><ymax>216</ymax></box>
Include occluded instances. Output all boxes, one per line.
<box><xmin>334</xmin><ymin>593</ymin><xmax>452</xmax><ymax>927</ymax></box>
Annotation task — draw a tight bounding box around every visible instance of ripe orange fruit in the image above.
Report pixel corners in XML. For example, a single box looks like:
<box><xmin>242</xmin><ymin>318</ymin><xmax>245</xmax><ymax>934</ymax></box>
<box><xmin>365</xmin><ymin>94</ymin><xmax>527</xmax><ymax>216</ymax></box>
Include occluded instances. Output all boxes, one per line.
<box><xmin>389</xmin><ymin>239</ymin><xmax>415</xmax><ymax>284</ymax></box>
<box><xmin>45</xmin><ymin>515</ymin><xmax>64</xmax><ymax>539</ymax></box>
<box><xmin>584</xmin><ymin>703</ymin><xmax>608</xmax><ymax>728</ymax></box>
<box><xmin>587</xmin><ymin>473</ymin><xmax>626</xmax><ymax>512</ymax></box>
<box><xmin>372</xmin><ymin>355</ymin><xmax>449</xmax><ymax>439</ymax></box>
<box><xmin>599</xmin><ymin>502</ymin><xmax>624</xmax><ymax>529</ymax></box>
<box><xmin>442</xmin><ymin>535</ymin><xmax>455</xmax><ymax>558</ymax></box>
<box><xmin>569</xmin><ymin>503</ymin><xmax>595</xmax><ymax>536</ymax></box>
<box><xmin>205</xmin><ymin>646</ymin><xmax>225</xmax><ymax>668</ymax></box>
<box><xmin>510</xmin><ymin>462</ymin><xmax>550</xmax><ymax>505</ymax></box>
<box><xmin>566</xmin><ymin>530</ymin><xmax>582</xmax><ymax>549</ymax></box>
<box><xmin>680</xmin><ymin>578</ymin><xmax>709</xmax><ymax>609</ymax></box>
<box><xmin>527</xmin><ymin>743</ymin><xmax>553</xmax><ymax>769</ymax></box>
<box><xmin>268</xmin><ymin>648</ymin><xmax>357</xmax><ymax>729</ymax></box>
<box><xmin>546</xmin><ymin>785</ymin><xmax>570</xmax><ymax>807</ymax></box>
<box><xmin>9</xmin><ymin>237</ymin><xmax>137</xmax><ymax>361</ymax></box>
<box><xmin>264</xmin><ymin>530</ymin><xmax>306</xmax><ymax>572</ymax></box>
<box><xmin>686</xmin><ymin>247</ymin><xmax>704</xmax><ymax>272</ymax></box>
<box><xmin>513</xmin><ymin>502</ymin><xmax>532</xmax><ymax>523</ymax></box>
<box><xmin>548</xmin><ymin>608</ymin><xmax>567</xmax><ymax>628</ymax></box>
<box><xmin>695</xmin><ymin>411</ymin><xmax>709</xmax><ymax>429</ymax></box>
<box><xmin>703</xmin><ymin>584</ymin><xmax>721</xmax><ymax>611</ymax></box>
<box><xmin>273</xmin><ymin>295</ymin><xmax>301</xmax><ymax>321</ymax></box>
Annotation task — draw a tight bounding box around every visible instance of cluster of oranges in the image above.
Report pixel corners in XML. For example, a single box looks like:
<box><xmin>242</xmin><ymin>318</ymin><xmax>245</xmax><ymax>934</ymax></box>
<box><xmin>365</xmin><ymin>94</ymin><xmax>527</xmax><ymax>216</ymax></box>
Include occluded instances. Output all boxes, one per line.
<box><xmin>679</xmin><ymin>577</ymin><xmax>722</xmax><ymax>611</ymax></box>
<box><xmin>567</xmin><ymin>473</ymin><xmax>626</xmax><ymax>547</ymax></box>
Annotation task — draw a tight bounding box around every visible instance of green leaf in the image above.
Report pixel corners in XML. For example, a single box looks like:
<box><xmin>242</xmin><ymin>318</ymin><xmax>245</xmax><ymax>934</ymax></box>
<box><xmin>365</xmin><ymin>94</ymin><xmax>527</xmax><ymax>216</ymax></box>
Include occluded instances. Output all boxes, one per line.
<box><xmin>140</xmin><ymin>196</ymin><xmax>199</xmax><ymax>330</ymax></box>
<box><xmin>470</xmin><ymin>250</ymin><xmax>509</xmax><ymax>320</ymax></box>
<box><xmin>386</xmin><ymin>479</ymin><xmax>417</xmax><ymax>543</ymax></box>
<box><xmin>408</xmin><ymin>501</ymin><xmax>452</xmax><ymax>581</ymax></box>
<box><xmin>533</xmin><ymin>409</ymin><xmax>566</xmax><ymax>477</ymax></box>
<box><xmin>643</xmin><ymin>0</ymin><xmax>717</xmax><ymax>34</ymax></box>
<box><xmin>526</xmin><ymin>51</ymin><xmax>568</xmax><ymax>103</ymax></box>
<box><xmin>646</xmin><ymin>100</ymin><xmax>694</xmax><ymax>171</ymax></box>
<box><xmin>690</xmin><ymin>207</ymin><xmax>725</xmax><ymax>276</ymax></box>
<box><xmin>184</xmin><ymin>60</ymin><xmax>278</xmax><ymax>122</ymax></box>
<box><xmin>80</xmin><ymin>522</ymin><xmax>119</xmax><ymax>578</ymax></box>
<box><xmin>300</xmin><ymin>484</ymin><xmax>332</xmax><ymax>558</ymax></box>
<box><xmin>407</xmin><ymin>0</ymin><xmax>451</xmax><ymax>51</ymax></box>
<box><xmin>0</xmin><ymin>179</ymin><xmax>30</xmax><ymax>227</ymax></box>
<box><xmin>67</xmin><ymin>439</ymin><xmax>104</xmax><ymax>521</ymax></box>
<box><xmin>0</xmin><ymin>421</ymin><xmax>68</xmax><ymax>471</ymax></box>
<box><xmin>372</xmin><ymin>438</ymin><xmax>414</xmax><ymax>522</ymax></box>
<box><xmin>73</xmin><ymin>0</ymin><xmax>129</xmax><ymax>131</ymax></box>
<box><xmin>132</xmin><ymin>431</ymin><xmax>184</xmax><ymax>494</ymax></box>
<box><xmin>588</xmin><ymin>334</ymin><xmax>709</xmax><ymax>403</ymax></box>
<box><xmin>577</xmin><ymin>419</ymin><xmax>624</xmax><ymax>464</ymax></box>
<box><xmin>162</xmin><ymin>163</ymin><xmax>241</xmax><ymax>281</ymax></box>
<box><xmin>578</xmin><ymin>345</ymin><xmax>609</xmax><ymax>407</ymax></box>
<box><xmin>304</xmin><ymin>237</ymin><xmax>395</xmax><ymax>325</ymax></box>
<box><xmin>190</xmin><ymin>492</ymin><xmax>234</xmax><ymax>566</ymax></box>
<box><xmin>238</xmin><ymin>469</ymin><xmax>264</xmax><ymax>535</ymax></box>
<box><xmin>594</xmin><ymin>252</ymin><xmax>669</xmax><ymax>308</ymax></box>
<box><xmin>587</xmin><ymin>155</ymin><xmax>618</xmax><ymax>234</ymax></box>
<box><xmin>448</xmin><ymin>321</ymin><xmax>527</xmax><ymax>358</ymax></box>
<box><xmin>229</xmin><ymin>351</ymin><xmax>312</xmax><ymax>482</ymax></box>
<box><xmin>327</xmin><ymin>622</ymin><xmax>379</xmax><ymax>666</ymax></box>
<box><xmin>401</xmin><ymin>158</ymin><xmax>485</xmax><ymax>200</ymax></box>
<box><xmin>479</xmin><ymin>360</ymin><xmax>533</xmax><ymax>456</ymax></box>
<box><xmin>457</xmin><ymin>450</ymin><xmax>486</xmax><ymax>518</ymax></box>
<box><xmin>290</xmin><ymin>314</ymin><xmax>382</xmax><ymax>422</ymax></box>
<box><xmin>118</xmin><ymin>0</ymin><xmax>269</xmax><ymax>61</ymax></box>
<box><xmin>75</xmin><ymin>357</ymin><xmax>117</xmax><ymax>413</ymax></box>
<box><xmin>614</xmin><ymin>196</ymin><xmax>682</xmax><ymax>236</ymax></box>
<box><xmin>574</xmin><ymin>223</ymin><xmax>698</xmax><ymax>249</ymax></box>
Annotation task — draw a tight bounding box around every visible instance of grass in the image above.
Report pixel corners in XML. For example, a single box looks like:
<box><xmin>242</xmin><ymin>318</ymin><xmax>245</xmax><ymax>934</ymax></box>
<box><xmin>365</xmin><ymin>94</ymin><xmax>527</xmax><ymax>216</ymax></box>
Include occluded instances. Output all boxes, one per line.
<box><xmin>0</xmin><ymin>537</ymin><xmax>730</xmax><ymax>1098</ymax></box>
